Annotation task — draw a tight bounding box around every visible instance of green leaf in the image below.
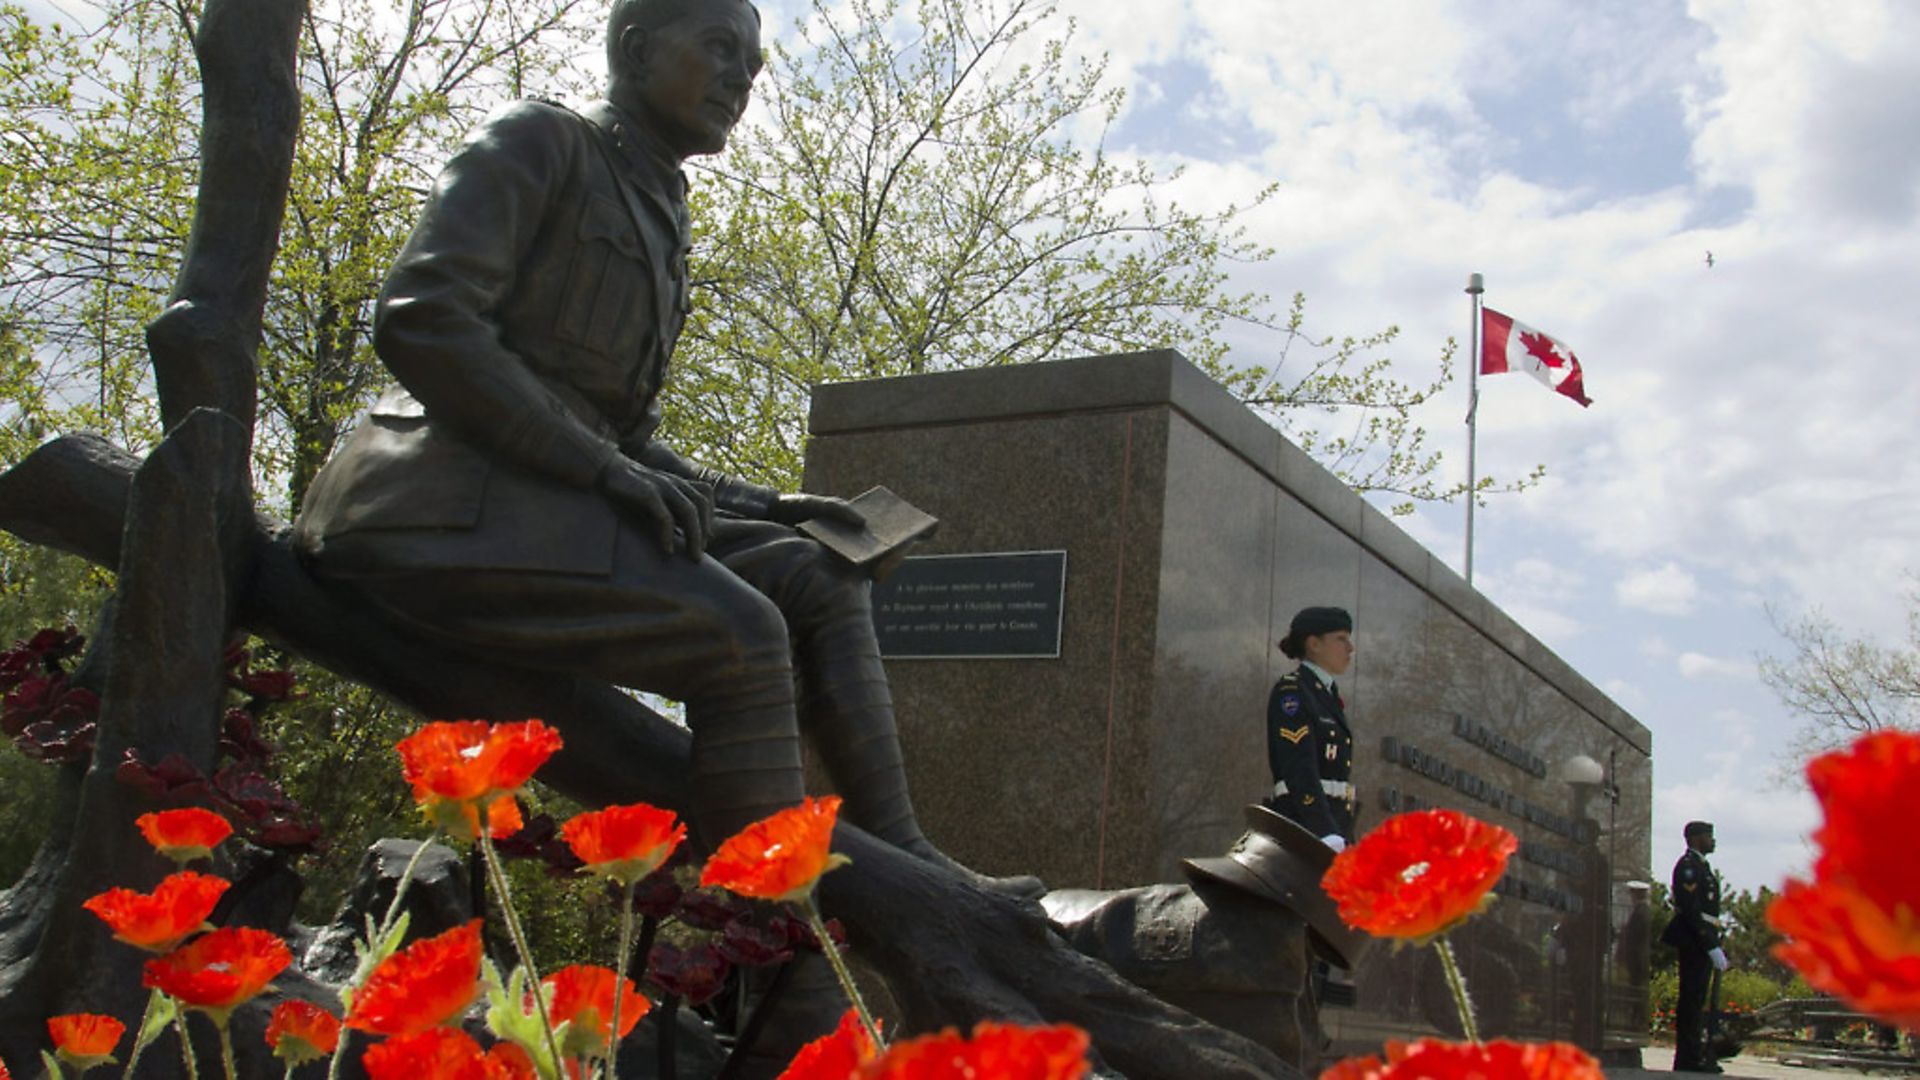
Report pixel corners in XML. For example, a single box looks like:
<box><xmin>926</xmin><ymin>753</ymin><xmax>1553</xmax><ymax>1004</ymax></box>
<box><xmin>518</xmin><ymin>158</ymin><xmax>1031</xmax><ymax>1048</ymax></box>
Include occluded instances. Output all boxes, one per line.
<box><xmin>134</xmin><ymin>987</ymin><xmax>179</xmax><ymax>1051</ymax></box>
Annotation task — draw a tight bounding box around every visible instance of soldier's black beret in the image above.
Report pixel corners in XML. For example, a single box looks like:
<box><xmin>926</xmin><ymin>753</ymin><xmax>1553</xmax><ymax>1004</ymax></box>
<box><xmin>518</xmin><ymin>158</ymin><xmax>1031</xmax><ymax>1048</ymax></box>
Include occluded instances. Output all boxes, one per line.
<box><xmin>1289</xmin><ymin>607</ymin><xmax>1352</xmax><ymax>639</ymax></box>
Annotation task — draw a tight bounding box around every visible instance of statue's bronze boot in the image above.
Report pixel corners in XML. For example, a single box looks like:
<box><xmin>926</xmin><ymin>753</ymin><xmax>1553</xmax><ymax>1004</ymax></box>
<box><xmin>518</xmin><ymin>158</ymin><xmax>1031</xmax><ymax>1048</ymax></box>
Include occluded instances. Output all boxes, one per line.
<box><xmin>800</xmin><ymin>636</ymin><xmax>1046</xmax><ymax>900</ymax></box>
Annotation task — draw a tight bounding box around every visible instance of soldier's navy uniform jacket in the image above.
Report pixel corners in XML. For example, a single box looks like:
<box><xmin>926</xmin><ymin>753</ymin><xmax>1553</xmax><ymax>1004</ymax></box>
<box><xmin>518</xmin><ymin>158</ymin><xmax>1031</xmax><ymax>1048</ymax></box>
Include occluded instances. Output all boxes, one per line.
<box><xmin>1662</xmin><ymin>847</ymin><xmax>1722</xmax><ymax>952</ymax></box>
<box><xmin>1264</xmin><ymin>664</ymin><xmax>1355</xmax><ymax>840</ymax></box>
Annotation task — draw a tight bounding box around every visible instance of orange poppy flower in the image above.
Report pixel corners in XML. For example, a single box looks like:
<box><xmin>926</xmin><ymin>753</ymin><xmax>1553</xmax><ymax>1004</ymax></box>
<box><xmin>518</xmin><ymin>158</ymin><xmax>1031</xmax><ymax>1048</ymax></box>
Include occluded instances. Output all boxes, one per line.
<box><xmin>561</xmin><ymin>803</ymin><xmax>686</xmax><ymax>886</ymax></box>
<box><xmin>700</xmin><ymin>796</ymin><xmax>851</xmax><ymax>903</ymax></box>
<box><xmin>265</xmin><ymin>1000</ymin><xmax>342</xmax><ymax>1066</ymax></box>
<box><xmin>136</xmin><ymin>808</ymin><xmax>233</xmax><ymax>863</ymax></box>
<box><xmin>954</xmin><ymin>1021</ymin><xmax>1091</xmax><ymax>1079</ymax></box>
<box><xmin>844</xmin><ymin>1020</ymin><xmax>1089</xmax><ymax>1080</ymax></box>
<box><xmin>778</xmin><ymin>1008</ymin><xmax>880</xmax><ymax>1079</ymax></box>
<box><xmin>346</xmin><ymin>919</ymin><xmax>485</xmax><ymax>1036</ymax></box>
<box><xmin>83</xmin><ymin>871</ymin><xmax>230</xmax><ymax>953</ymax></box>
<box><xmin>543</xmin><ymin>964</ymin><xmax>651</xmax><ymax>1059</ymax></box>
<box><xmin>1321</xmin><ymin>809</ymin><xmax>1518</xmax><ymax>943</ymax></box>
<box><xmin>481</xmin><ymin>1042</ymin><xmax>549</xmax><ymax>1080</ymax></box>
<box><xmin>1767</xmin><ymin>730</ymin><xmax>1920</xmax><ymax>1031</ymax></box>
<box><xmin>48</xmin><ymin>1013</ymin><xmax>125</xmax><ymax>1070</ymax></box>
<box><xmin>1</xmin><ymin>1052</ymin><xmax>12</xmax><ymax>1079</ymax></box>
<box><xmin>1319</xmin><ymin>1038</ymin><xmax>1602</xmax><ymax>1080</ymax></box>
<box><xmin>395</xmin><ymin>720</ymin><xmax>562</xmax><ymax>841</ymax></box>
<box><xmin>143</xmin><ymin>926</ymin><xmax>291</xmax><ymax>1016</ymax></box>
<box><xmin>361</xmin><ymin>1028</ymin><xmax>488</xmax><ymax>1080</ymax></box>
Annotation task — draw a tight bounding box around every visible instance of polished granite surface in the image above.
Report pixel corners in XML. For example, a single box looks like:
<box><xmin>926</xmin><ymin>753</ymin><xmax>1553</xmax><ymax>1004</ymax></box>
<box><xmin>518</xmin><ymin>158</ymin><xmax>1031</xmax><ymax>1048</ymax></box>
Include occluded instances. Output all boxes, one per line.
<box><xmin>803</xmin><ymin>350</ymin><xmax>1652</xmax><ymax>1054</ymax></box>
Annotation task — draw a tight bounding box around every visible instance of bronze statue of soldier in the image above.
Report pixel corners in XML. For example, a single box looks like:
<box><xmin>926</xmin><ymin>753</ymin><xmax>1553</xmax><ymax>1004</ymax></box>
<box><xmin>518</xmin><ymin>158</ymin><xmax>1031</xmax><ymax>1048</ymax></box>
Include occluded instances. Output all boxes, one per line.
<box><xmin>293</xmin><ymin>0</ymin><xmax>1031</xmax><ymax>893</ymax></box>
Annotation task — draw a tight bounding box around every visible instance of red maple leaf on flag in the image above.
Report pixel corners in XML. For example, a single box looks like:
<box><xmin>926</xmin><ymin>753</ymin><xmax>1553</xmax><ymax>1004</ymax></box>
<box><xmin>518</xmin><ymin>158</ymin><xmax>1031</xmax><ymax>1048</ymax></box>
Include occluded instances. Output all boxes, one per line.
<box><xmin>1519</xmin><ymin>330</ymin><xmax>1568</xmax><ymax>369</ymax></box>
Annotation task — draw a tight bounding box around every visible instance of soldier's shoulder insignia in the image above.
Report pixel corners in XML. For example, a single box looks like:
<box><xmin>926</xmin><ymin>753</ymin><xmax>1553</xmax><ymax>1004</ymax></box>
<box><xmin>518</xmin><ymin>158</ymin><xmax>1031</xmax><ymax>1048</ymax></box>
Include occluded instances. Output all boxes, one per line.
<box><xmin>1277</xmin><ymin>725</ymin><xmax>1310</xmax><ymax>744</ymax></box>
<box><xmin>1680</xmin><ymin>867</ymin><xmax>1695</xmax><ymax>880</ymax></box>
<box><xmin>1279</xmin><ymin>694</ymin><xmax>1301</xmax><ymax>717</ymax></box>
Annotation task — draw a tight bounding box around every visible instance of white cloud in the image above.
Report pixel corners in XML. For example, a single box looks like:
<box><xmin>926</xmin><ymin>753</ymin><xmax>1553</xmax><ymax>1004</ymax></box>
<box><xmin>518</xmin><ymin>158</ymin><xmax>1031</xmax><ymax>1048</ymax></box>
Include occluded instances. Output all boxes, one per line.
<box><xmin>1616</xmin><ymin>563</ymin><xmax>1701</xmax><ymax>616</ymax></box>
<box><xmin>1676</xmin><ymin>651</ymin><xmax>1753</xmax><ymax>680</ymax></box>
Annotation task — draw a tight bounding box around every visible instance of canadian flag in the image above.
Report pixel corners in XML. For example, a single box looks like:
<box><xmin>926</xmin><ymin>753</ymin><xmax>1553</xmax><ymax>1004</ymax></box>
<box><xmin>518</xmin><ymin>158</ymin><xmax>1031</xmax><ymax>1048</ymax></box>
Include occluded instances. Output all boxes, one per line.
<box><xmin>1480</xmin><ymin>307</ymin><xmax>1591</xmax><ymax>407</ymax></box>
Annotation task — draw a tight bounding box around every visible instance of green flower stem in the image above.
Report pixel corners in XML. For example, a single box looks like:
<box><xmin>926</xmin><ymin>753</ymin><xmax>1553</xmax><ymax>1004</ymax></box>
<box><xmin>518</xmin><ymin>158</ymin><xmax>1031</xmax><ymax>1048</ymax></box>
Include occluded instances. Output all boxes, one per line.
<box><xmin>607</xmin><ymin>879</ymin><xmax>639</xmax><ymax>1080</ymax></box>
<box><xmin>174</xmin><ymin>1010</ymin><xmax>200</xmax><ymax>1080</ymax></box>
<box><xmin>1433</xmin><ymin>936</ymin><xmax>1480</xmax><ymax>1044</ymax></box>
<box><xmin>283</xmin><ymin>1064</ymin><xmax>296</xmax><ymax>1080</ymax></box>
<box><xmin>120</xmin><ymin>987</ymin><xmax>164</xmax><ymax>1079</ymax></box>
<box><xmin>323</xmin><ymin>1032</ymin><xmax>353</xmax><ymax>1080</ymax></box>
<box><xmin>215</xmin><ymin>1019</ymin><xmax>238</xmax><ymax>1080</ymax></box>
<box><xmin>479</xmin><ymin>824</ymin><xmax>567</xmax><ymax>1078</ymax></box>
<box><xmin>378</xmin><ymin>832</ymin><xmax>440</xmax><ymax>938</ymax></box>
<box><xmin>802</xmin><ymin>895</ymin><xmax>882</xmax><ymax>1049</ymax></box>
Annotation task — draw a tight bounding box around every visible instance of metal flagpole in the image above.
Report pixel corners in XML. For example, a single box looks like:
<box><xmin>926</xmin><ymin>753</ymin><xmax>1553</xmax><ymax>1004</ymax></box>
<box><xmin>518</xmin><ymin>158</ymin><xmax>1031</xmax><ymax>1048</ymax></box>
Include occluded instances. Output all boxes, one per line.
<box><xmin>1464</xmin><ymin>272</ymin><xmax>1484</xmax><ymax>586</ymax></box>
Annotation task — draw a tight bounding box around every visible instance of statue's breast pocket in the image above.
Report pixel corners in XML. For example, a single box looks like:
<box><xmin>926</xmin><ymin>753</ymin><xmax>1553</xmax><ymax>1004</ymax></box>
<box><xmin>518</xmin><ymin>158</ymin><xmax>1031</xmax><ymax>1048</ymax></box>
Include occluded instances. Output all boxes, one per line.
<box><xmin>555</xmin><ymin>194</ymin><xmax>653</xmax><ymax>354</ymax></box>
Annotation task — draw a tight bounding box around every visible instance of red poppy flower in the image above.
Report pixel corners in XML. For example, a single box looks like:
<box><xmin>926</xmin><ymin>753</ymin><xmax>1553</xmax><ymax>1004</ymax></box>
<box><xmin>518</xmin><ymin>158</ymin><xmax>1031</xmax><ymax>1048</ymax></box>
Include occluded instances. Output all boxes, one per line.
<box><xmin>395</xmin><ymin>720</ymin><xmax>562</xmax><ymax>840</ymax></box>
<box><xmin>481</xmin><ymin>1042</ymin><xmax>545</xmax><ymax>1080</ymax></box>
<box><xmin>850</xmin><ymin>1021</ymin><xmax>1089</xmax><ymax>1079</ymax></box>
<box><xmin>48</xmin><ymin>1013</ymin><xmax>125</xmax><ymax>1070</ymax></box>
<box><xmin>561</xmin><ymin>803</ymin><xmax>686</xmax><ymax>886</ymax></box>
<box><xmin>137</xmin><ymin>808</ymin><xmax>233</xmax><ymax>863</ymax></box>
<box><xmin>1318</xmin><ymin>1038</ymin><xmax>1602</xmax><ymax>1080</ymax></box>
<box><xmin>265</xmin><ymin>1000</ymin><xmax>342</xmax><ymax>1066</ymax></box>
<box><xmin>347</xmin><ymin>919</ymin><xmax>485</xmax><ymax>1036</ymax></box>
<box><xmin>1767</xmin><ymin>730</ymin><xmax>1920</xmax><ymax>1031</ymax></box>
<box><xmin>541</xmin><ymin>964</ymin><xmax>651</xmax><ymax>1059</ymax></box>
<box><xmin>143</xmin><ymin>926</ymin><xmax>291</xmax><ymax>1016</ymax></box>
<box><xmin>361</xmin><ymin>1028</ymin><xmax>489</xmax><ymax>1080</ymax></box>
<box><xmin>0</xmin><ymin>1052</ymin><xmax>12</xmax><ymax>1079</ymax></box>
<box><xmin>1321</xmin><ymin>809</ymin><xmax>1518</xmax><ymax>943</ymax></box>
<box><xmin>778</xmin><ymin>1008</ymin><xmax>879</xmax><ymax>1079</ymax></box>
<box><xmin>700</xmin><ymin>796</ymin><xmax>851</xmax><ymax>903</ymax></box>
<box><xmin>83</xmin><ymin>871</ymin><xmax>230</xmax><ymax>953</ymax></box>
<box><xmin>955</xmin><ymin>1021</ymin><xmax>1091</xmax><ymax>1079</ymax></box>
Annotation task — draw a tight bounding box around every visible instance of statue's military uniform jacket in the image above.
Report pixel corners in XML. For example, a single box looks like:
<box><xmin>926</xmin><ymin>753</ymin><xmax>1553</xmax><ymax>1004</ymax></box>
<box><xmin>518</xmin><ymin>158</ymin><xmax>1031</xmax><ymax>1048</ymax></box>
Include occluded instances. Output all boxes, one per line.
<box><xmin>1660</xmin><ymin>847</ymin><xmax>1722</xmax><ymax>953</ymax></box>
<box><xmin>1264</xmin><ymin>665</ymin><xmax>1355</xmax><ymax>840</ymax></box>
<box><xmin>293</xmin><ymin>99</ymin><xmax>760</xmax><ymax>575</ymax></box>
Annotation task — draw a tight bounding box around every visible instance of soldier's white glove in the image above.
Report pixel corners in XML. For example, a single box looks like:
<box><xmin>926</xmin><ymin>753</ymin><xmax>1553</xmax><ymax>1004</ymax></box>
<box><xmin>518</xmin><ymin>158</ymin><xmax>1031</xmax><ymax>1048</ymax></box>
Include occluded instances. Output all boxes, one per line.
<box><xmin>1322</xmin><ymin>834</ymin><xmax>1347</xmax><ymax>853</ymax></box>
<box><xmin>1709</xmin><ymin>947</ymin><xmax>1730</xmax><ymax>972</ymax></box>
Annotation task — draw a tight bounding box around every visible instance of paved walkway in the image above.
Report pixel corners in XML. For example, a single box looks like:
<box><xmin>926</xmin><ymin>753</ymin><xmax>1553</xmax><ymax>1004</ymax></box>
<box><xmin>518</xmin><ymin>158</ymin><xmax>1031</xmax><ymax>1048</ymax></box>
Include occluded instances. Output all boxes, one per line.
<box><xmin>1610</xmin><ymin>1049</ymin><xmax>1914</xmax><ymax>1079</ymax></box>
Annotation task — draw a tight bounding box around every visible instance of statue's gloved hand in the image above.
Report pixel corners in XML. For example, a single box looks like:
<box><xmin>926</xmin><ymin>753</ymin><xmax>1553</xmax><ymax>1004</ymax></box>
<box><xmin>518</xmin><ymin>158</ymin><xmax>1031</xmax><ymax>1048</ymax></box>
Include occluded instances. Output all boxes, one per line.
<box><xmin>1321</xmin><ymin>834</ymin><xmax>1347</xmax><ymax>853</ymax></box>
<box><xmin>1708</xmin><ymin>947</ymin><xmax>1729</xmax><ymax>971</ymax></box>
<box><xmin>767</xmin><ymin>493</ymin><xmax>865</xmax><ymax>529</ymax></box>
<box><xmin>600</xmin><ymin>457</ymin><xmax>714</xmax><ymax>559</ymax></box>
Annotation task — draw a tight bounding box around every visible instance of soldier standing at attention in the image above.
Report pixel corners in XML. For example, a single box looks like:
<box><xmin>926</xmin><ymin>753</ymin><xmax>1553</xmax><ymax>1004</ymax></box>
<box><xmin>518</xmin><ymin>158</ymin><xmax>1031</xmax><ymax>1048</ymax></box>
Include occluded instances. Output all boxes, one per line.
<box><xmin>1661</xmin><ymin>820</ymin><xmax>1729</xmax><ymax>1073</ymax></box>
<box><xmin>1266</xmin><ymin>606</ymin><xmax>1357</xmax><ymax>851</ymax></box>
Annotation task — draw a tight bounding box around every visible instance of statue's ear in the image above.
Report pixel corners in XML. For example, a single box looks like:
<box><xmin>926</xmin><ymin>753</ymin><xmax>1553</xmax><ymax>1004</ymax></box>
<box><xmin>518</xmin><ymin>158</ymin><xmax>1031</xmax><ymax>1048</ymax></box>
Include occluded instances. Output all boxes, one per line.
<box><xmin>617</xmin><ymin>25</ymin><xmax>651</xmax><ymax>76</ymax></box>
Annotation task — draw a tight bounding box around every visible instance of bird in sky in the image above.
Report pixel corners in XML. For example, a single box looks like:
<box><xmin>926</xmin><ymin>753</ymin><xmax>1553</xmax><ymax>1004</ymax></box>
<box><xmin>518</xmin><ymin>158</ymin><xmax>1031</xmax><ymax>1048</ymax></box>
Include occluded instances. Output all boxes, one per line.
<box><xmin>1705</xmin><ymin>250</ymin><xmax>1715</xmax><ymax>268</ymax></box>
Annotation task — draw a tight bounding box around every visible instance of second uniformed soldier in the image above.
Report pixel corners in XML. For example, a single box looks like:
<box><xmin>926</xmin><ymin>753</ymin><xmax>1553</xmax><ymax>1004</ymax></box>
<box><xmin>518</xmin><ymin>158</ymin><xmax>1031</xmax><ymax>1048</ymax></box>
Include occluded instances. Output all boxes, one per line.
<box><xmin>1266</xmin><ymin>606</ymin><xmax>1358</xmax><ymax>849</ymax></box>
<box><xmin>1661</xmin><ymin>820</ymin><xmax>1729</xmax><ymax>1073</ymax></box>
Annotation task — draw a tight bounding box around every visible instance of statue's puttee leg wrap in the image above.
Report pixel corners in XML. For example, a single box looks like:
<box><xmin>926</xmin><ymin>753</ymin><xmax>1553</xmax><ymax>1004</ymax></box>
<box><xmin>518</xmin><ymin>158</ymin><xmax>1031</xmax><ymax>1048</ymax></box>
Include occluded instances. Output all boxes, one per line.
<box><xmin>798</xmin><ymin>615</ymin><xmax>928</xmax><ymax>851</ymax></box>
<box><xmin>681</xmin><ymin>598</ymin><xmax>808</xmax><ymax>849</ymax></box>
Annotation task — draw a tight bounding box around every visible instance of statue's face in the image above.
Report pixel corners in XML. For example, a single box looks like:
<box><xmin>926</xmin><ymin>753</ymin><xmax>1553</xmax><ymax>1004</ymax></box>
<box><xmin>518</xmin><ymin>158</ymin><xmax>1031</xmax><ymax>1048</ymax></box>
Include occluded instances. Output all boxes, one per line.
<box><xmin>620</xmin><ymin>1</ymin><xmax>762</xmax><ymax>160</ymax></box>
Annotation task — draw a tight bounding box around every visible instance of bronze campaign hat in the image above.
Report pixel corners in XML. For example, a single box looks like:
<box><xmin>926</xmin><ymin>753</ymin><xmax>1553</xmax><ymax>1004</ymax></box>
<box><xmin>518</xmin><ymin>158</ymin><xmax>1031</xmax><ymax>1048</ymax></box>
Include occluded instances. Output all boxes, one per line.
<box><xmin>1181</xmin><ymin>804</ymin><xmax>1369</xmax><ymax>969</ymax></box>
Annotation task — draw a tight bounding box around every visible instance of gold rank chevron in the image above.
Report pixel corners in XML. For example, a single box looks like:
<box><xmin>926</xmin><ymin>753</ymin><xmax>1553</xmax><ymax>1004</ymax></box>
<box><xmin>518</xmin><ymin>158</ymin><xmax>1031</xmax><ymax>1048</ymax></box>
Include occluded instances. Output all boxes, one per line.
<box><xmin>1277</xmin><ymin>725</ymin><xmax>1310</xmax><ymax>744</ymax></box>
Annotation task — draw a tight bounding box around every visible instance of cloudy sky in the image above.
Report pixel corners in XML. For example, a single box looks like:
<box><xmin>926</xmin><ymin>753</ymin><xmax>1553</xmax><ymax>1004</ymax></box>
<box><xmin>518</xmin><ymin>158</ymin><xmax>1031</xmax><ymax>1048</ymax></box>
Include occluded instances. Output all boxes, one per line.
<box><xmin>765</xmin><ymin>0</ymin><xmax>1912</xmax><ymax>893</ymax></box>
<box><xmin>998</xmin><ymin>0</ymin><xmax>1920</xmax><ymax>893</ymax></box>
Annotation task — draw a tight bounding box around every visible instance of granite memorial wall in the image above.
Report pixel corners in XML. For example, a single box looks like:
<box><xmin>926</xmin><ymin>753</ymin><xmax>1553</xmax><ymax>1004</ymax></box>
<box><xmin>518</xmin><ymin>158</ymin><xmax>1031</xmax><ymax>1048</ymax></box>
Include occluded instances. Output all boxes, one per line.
<box><xmin>800</xmin><ymin>349</ymin><xmax>1652</xmax><ymax>1057</ymax></box>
